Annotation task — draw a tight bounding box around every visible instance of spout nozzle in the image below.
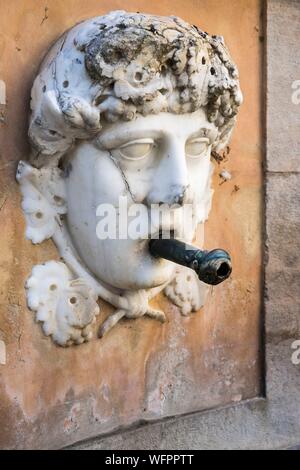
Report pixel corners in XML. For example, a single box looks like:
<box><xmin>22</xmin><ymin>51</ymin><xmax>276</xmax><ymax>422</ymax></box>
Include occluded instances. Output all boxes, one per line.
<box><xmin>191</xmin><ymin>249</ymin><xmax>232</xmax><ymax>285</ymax></box>
<box><xmin>149</xmin><ymin>238</ymin><xmax>232</xmax><ymax>285</ymax></box>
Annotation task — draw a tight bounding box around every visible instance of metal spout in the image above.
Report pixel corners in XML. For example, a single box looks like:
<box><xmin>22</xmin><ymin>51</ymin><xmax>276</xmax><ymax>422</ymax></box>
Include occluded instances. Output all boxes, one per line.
<box><xmin>149</xmin><ymin>238</ymin><xmax>232</xmax><ymax>285</ymax></box>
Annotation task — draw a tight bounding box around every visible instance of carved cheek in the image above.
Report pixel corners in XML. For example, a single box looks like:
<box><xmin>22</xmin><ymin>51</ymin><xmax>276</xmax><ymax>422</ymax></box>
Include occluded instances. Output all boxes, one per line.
<box><xmin>93</xmin><ymin>153</ymin><xmax>128</xmax><ymax>204</ymax></box>
<box><xmin>119</xmin><ymin>164</ymin><xmax>156</xmax><ymax>203</ymax></box>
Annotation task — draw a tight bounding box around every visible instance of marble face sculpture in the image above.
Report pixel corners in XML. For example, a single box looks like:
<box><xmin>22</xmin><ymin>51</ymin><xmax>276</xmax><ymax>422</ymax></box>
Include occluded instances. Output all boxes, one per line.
<box><xmin>17</xmin><ymin>11</ymin><xmax>242</xmax><ymax>346</ymax></box>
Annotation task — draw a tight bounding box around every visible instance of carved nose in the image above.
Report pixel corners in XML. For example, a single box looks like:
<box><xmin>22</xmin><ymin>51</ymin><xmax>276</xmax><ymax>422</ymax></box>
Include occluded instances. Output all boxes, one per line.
<box><xmin>169</xmin><ymin>185</ymin><xmax>187</xmax><ymax>206</ymax></box>
<box><xmin>147</xmin><ymin>184</ymin><xmax>189</xmax><ymax>207</ymax></box>
<box><xmin>146</xmin><ymin>139</ymin><xmax>189</xmax><ymax>207</ymax></box>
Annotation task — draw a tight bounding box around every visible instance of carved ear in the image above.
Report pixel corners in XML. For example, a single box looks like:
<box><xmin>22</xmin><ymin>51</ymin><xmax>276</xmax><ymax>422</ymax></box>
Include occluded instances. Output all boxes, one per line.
<box><xmin>29</xmin><ymin>76</ymin><xmax>74</xmax><ymax>157</ymax></box>
<box><xmin>28</xmin><ymin>50</ymin><xmax>101</xmax><ymax>161</ymax></box>
<box><xmin>212</xmin><ymin>119</ymin><xmax>235</xmax><ymax>153</ymax></box>
<box><xmin>16</xmin><ymin>161</ymin><xmax>67</xmax><ymax>244</ymax></box>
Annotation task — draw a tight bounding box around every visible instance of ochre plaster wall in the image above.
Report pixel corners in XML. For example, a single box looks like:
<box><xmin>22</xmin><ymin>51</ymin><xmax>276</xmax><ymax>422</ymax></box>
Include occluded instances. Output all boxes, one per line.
<box><xmin>0</xmin><ymin>0</ymin><xmax>263</xmax><ymax>449</ymax></box>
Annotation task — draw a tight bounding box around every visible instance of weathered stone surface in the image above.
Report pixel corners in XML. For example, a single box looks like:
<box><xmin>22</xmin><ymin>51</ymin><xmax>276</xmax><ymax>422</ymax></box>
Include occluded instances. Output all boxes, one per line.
<box><xmin>0</xmin><ymin>0</ymin><xmax>263</xmax><ymax>449</ymax></box>
<box><xmin>266</xmin><ymin>0</ymin><xmax>300</xmax><ymax>172</ymax></box>
<box><xmin>69</xmin><ymin>340</ymin><xmax>300</xmax><ymax>450</ymax></box>
<box><xmin>266</xmin><ymin>300</ymin><xmax>300</xmax><ymax>341</ymax></box>
<box><xmin>265</xmin><ymin>173</ymin><xmax>300</xmax><ymax>338</ymax></box>
<box><xmin>266</xmin><ymin>173</ymin><xmax>300</xmax><ymax>270</ymax></box>
<box><xmin>70</xmin><ymin>0</ymin><xmax>300</xmax><ymax>450</ymax></box>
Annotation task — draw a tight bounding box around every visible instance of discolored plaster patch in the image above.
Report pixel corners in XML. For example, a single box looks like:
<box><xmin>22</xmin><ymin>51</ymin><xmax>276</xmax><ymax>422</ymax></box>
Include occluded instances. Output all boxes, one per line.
<box><xmin>0</xmin><ymin>80</ymin><xmax>6</xmax><ymax>105</ymax></box>
<box><xmin>0</xmin><ymin>0</ymin><xmax>262</xmax><ymax>449</ymax></box>
<box><xmin>0</xmin><ymin>340</ymin><xmax>6</xmax><ymax>365</ymax></box>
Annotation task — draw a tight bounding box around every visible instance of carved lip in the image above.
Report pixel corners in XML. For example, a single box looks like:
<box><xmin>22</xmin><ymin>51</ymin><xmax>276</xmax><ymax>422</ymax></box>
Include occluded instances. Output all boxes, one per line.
<box><xmin>149</xmin><ymin>228</ymin><xmax>175</xmax><ymax>241</ymax></box>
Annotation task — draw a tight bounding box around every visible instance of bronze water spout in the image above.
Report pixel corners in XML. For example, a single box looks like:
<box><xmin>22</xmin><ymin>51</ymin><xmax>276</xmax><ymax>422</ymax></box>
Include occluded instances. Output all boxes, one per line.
<box><xmin>149</xmin><ymin>238</ymin><xmax>232</xmax><ymax>285</ymax></box>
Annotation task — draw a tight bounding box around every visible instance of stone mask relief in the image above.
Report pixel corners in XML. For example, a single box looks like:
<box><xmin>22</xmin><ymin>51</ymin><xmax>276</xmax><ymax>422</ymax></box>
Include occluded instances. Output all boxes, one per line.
<box><xmin>16</xmin><ymin>11</ymin><xmax>242</xmax><ymax>346</ymax></box>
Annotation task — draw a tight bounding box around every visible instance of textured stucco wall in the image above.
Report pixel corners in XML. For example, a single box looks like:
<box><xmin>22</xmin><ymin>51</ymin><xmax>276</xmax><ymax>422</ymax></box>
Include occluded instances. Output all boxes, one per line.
<box><xmin>69</xmin><ymin>0</ymin><xmax>300</xmax><ymax>450</ymax></box>
<box><xmin>0</xmin><ymin>0</ymin><xmax>263</xmax><ymax>449</ymax></box>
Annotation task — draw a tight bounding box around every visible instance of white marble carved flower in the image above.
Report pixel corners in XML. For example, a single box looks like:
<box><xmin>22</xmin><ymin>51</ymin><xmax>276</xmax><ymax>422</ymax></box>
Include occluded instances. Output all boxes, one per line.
<box><xmin>17</xmin><ymin>161</ymin><xmax>67</xmax><ymax>244</ymax></box>
<box><xmin>164</xmin><ymin>267</ymin><xmax>208</xmax><ymax>316</ymax></box>
<box><xmin>26</xmin><ymin>261</ymin><xmax>100</xmax><ymax>346</ymax></box>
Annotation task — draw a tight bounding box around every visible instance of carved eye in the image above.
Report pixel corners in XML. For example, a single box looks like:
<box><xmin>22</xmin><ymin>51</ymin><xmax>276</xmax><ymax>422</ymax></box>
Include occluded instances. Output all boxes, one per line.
<box><xmin>185</xmin><ymin>138</ymin><xmax>210</xmax><ymax>159</ymax></box>
<box><xmin>118</xmin><ymin>139</ymin><xmax>154</xmax><ymax>160</ymax></box>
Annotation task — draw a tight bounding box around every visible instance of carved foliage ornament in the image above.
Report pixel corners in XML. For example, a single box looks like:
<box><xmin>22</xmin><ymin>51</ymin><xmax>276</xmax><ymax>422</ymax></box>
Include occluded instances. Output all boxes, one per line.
<box><xmin>17</xmin><ymin>11</ymin><xmax>242</xmax><ymax>346</ymax></box>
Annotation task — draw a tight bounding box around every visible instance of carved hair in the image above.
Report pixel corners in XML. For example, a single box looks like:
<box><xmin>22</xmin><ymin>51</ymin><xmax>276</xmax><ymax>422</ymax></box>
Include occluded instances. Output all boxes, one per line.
<box><xmin>28</xmin><ymin>10</ymin><xmax>242</xmax><ymax>167</ymax></box>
